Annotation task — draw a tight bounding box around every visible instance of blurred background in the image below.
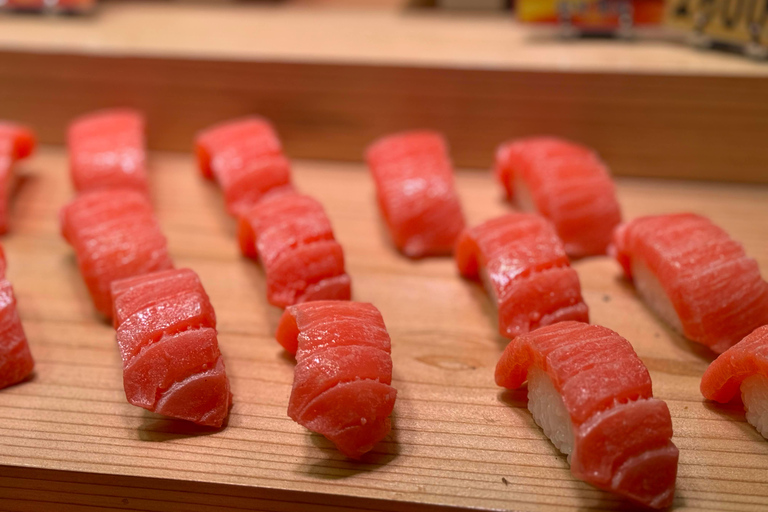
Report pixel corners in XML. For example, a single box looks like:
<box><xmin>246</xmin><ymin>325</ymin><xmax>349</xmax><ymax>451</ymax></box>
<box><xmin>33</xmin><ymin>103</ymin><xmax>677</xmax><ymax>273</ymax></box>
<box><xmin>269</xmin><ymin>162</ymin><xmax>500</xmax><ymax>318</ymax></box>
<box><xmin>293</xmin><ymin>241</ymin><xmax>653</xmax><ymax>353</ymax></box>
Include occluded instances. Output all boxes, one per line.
<box><xmin>0</xmin><ymin>0</ymin><xmax>765</xmax><ymax>183</ymax></box>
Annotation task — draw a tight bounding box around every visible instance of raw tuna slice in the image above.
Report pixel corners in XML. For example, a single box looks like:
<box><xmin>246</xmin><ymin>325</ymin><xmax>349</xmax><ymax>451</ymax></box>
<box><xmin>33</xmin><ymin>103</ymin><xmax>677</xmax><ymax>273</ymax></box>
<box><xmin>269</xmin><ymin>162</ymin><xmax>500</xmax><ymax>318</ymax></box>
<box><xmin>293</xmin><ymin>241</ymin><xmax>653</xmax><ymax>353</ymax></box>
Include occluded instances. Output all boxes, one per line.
<box><xmin>496</xmin><ymin>321</ymin><xmax>678</xmax><ymax>509</ymax></box>
<box><xmin>701</xmin><ymin>325</ymin><xmax>768</xmax><ymax>439</ymax></box>
<box><xmin>455</xmin><ymin>213</ymin><xmax>588</xmax><ymax>338</ymax></box>
<box><xmin>111</xmin><ymin>268</ymin><xmax>207</xmax><ymax>328</ymax></box>
<box><xmin>238</xmin><ymin>191</ymin><xmax>351</xmax><ymax>307</ymax></box>
<box><xmin>0</xmin><ymin>258</ymin><xmax>34</xmax><ymax>390</ymax></box>
<box><xmin>67</xmin><ymin>109</ymin><xmax>148</xmax><ymax>193</ymax></box>
<box><xmin>494</xmin><ymin>137</ymin><xmax>621</xmax><ymax>257</ymax></box>
<box><xmin>112</xmin><ymin>269</ymin><xmax>231</xmax><ymax>427</ymax></box>
<box><xmin>365</xmin><ymin>131</ymin><xmax>466</xmax><ymax>258</ymax></box>
<box><xmin>0</xmin><ymin>121</ymin><xmax>36</xmax><ymax>234</ymax></box>
<box><xmin>60</xmin><ymin>189</ymin><xmax>173</xmax><ymax>318</ymax></box>
<box><xmin>195</xmin><ymin>117</ymin><xmax>291</xmax><ymax>216</ymax></box>
<box><xmin>612</xmin><ymin>213</ymin><xmax>768</xmax><ymax>354</ymax></box>
<box><xmin>276</xmin><ymin>301</ymin><xmax>396</xmax><ymax>458</ymax></box>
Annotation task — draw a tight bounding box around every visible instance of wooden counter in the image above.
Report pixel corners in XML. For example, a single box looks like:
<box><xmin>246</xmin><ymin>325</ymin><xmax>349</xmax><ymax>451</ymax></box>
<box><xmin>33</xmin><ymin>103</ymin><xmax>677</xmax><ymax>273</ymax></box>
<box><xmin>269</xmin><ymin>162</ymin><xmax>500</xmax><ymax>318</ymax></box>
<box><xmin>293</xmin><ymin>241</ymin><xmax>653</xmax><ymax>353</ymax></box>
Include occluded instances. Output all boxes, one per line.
<box><xmin>0</xmin><ymin>146</ymin><xmax>767</xmax><ymax>511</ymax></box>
<box><xmin>0</xmin><ymin>2</ymin><xmax>766</xmax><ymax>182</ymax></box>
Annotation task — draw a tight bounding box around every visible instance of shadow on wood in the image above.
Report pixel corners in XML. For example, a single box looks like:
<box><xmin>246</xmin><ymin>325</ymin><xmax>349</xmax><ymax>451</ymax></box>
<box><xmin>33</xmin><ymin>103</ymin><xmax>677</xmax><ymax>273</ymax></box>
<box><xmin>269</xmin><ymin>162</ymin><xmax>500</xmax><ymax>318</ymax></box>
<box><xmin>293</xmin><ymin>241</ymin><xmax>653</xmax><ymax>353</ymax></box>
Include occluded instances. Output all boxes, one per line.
<box><xmin>137</xmin><ymin>414</ymin><xmax>230</xmax><ymax>442</ymax></box>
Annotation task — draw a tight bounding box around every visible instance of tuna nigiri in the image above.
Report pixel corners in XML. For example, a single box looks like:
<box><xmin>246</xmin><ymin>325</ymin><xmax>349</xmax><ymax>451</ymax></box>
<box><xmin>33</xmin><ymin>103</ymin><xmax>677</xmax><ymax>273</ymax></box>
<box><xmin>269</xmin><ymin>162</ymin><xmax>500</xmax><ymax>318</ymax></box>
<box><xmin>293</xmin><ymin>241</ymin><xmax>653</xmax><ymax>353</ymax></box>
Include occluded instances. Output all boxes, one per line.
<box><xmin>67</xmin><ymin>109</ymin><xmax>148</xmax><ymax>194</ymax></box>
<box><xmin>456</xmin><ymin>213</ymin><xmax>588</xmax><ymax>338</ymax></box>
<box><xmin>366</xmin><ymin>131</ymin><xmax>466</xmax><ymax>258</ymax></box>
<box><xmin>701</xmin><ymin>325</ymin><xmax>768</xmax><ymax>439</ymax></box>
<box><xmin>195</xmin><ymin>117</ymin><xmax>291</xmax><ymax>216</ymax></box>
<box><xmin>494</xmin><ymin>137</ymin><xmax>621</xmax><ymax>258</ymax></box>
<box><xmin>276</xmin><ymin>301</ymin><xmax>396</xmax><ymax>459</ymax></box>
<box><xmin>496</xmin><ymin>321</ymin><xmax>678</xmax><ymax>509</ymax></box>
<box><xmin>0</xmin><ymin>121</ymin><xmax>36</xmax><ymax>234</ymax></box>
<box><xmin>612</xmin><ymin>213</ymin><xmax>768</xmax><ymax>354</ymax></box>
<box><xmin>0</xmin><ymin>246</ymin><xmax>34</xmax><ymax>390</ymax></box>
<box><xmin>60</xmin><ymin>189</ymin><xmax>173</xmax><ymax>318</ymax></box>
<box><xmin>238</xmin><ymin>190</ymin><xmax>351</xmax><ymax>307</ymax></box>
<box><xmin>112</xmin><ymin>269</ymin><xmax>231</xmax><ymax>427</ymax></box>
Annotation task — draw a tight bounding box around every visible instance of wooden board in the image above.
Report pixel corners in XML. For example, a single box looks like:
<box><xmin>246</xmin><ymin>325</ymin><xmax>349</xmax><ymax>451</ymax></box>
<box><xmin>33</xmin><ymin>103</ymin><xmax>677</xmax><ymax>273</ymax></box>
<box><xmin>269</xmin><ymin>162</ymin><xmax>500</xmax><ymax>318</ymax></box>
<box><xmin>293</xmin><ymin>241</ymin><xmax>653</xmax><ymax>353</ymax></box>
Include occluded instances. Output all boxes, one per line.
<box><xmin>0</xmin><ymin>146</ymin><xmax>767</xmax><ymax>511</ymax></box>
<box><xmin>0</xmin><ymin>2</ymin><xmax>767</xmax><ymax>183</ymax></box>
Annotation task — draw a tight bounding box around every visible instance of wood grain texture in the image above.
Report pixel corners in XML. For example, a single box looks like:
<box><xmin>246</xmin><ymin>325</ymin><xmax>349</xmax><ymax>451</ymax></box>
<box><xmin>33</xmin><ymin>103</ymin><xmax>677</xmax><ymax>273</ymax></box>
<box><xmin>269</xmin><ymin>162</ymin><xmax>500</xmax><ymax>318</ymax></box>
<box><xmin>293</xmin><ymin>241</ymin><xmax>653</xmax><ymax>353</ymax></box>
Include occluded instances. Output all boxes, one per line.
<box><xmin>0</xmin><ymin>146</ymin><xmax>766</xmax><ymax>511</ymax></box>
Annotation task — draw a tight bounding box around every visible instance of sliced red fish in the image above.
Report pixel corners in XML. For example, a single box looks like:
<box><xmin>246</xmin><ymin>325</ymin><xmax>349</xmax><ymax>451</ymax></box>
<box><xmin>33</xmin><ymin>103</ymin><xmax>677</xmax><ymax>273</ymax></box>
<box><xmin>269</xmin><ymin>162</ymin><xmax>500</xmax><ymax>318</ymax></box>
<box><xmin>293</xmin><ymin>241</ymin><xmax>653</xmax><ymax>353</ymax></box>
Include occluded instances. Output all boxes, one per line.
<box><xmin>276</xmin><ymin>301</ymin><xmax>396</xmax><ymax>459</ymax></box>
<box><xmin>67</xmin><ymin>109</ymin><xmax>148</xmax><ymax>194</ymax></box>
<box><xmin>0</xmin><ymin>255</ymin><xmax>34</xmax><ymax>390</ymax></box>
<box><xmin>0</xmin><ymin>121</ymin><xmax>36</xmax><ymax>234</ymax></box>
<box><xmin>366</xmin><ymin>131</ymin><xmax>466</xmax><ymax>258</ymax></box>
<box><xmin>116</xmin><ymin>291</ymin><xmax>216</xmax><ymax>363</ymax></box>
<box><xmin>495</xmin><ymin>137</ymin><xmax>621</xmax><ymax>257</ymax></box>
<box><xmin>238</xmin><ymin>191</ymin><xmax>351</xmax><ymax>307</ymax></box>
<box><xmin>113</xmin><ymin>269</ymin><xmax>231</xmax><ymax>428</ymax></box>
<box><xmin>612</xmin><ymin>213</ymin><xmax>768</xmax><ymax>354</ymax></box>
<box><xmin>60</xmin><ymin>189</ymin><xmax>173</xmax><ymax>318</ymax></box>
<box><xmin>495</xmin><ymin>321</ymin><xmax>678</xmax><ymax>509</ymax></box>
<box><xmin>701</xmin><ymin>325</ymin><xmax>768</xmax><ymax>439</ymax></box>
<box><xmin>111</xmin><ymin>268</ymin><xmax>207</xmax><ymax>328</ymax></box>
<box><xmin>60</xmin><ymin>189</ymin><xmax>153</xmax><ymax>245</ymax></box>
<box><xmin>455</xmin><ymin>213</ymin><xmax>588</xmax><ymax>338</ymax></box>
<box><xmin>195</xmin><ymin>117</ymin><xmax>291</xmax><ymax>215</ymax></box>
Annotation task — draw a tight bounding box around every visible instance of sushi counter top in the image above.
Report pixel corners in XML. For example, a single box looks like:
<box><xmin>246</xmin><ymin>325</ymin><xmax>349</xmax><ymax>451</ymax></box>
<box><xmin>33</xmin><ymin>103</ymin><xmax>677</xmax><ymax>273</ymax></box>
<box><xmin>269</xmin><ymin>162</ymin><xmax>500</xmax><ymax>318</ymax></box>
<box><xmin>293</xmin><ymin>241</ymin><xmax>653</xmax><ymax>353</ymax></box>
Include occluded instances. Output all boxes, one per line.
<box><xmin>0</xmin><ymin>1</ymin><xmax>767</xmax><ymax>183</ymax></box>
<box><xmin>1</xmin><ymin>145</ymin><xmax>767</xmax><ymax>511</ymax></box>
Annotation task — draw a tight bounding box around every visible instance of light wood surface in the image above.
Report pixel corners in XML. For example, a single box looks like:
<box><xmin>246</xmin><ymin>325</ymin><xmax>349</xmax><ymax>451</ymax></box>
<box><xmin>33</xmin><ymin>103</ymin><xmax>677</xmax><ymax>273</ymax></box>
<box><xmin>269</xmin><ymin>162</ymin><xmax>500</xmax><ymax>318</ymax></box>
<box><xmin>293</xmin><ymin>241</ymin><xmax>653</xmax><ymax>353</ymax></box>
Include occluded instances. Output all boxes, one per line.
<box><xmin>0</xmin><ymin>1</ymin><xmax>767</xmax><ymax>183</ymax></box>
<box><xmin>0</xmin><ymin>146</ymin><xmax>767</xmax><ymax>511</ymax></box>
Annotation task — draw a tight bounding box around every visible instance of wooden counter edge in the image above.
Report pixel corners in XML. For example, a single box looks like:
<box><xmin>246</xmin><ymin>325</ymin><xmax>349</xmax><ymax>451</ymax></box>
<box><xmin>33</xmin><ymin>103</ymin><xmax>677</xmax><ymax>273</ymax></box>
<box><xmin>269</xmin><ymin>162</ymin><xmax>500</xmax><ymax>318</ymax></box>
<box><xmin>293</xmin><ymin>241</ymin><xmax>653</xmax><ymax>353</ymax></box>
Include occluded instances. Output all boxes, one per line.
<box><xmin>0</xmin><ymin>465</ymin><xmax>471</xmax><ymax>512</ymax></box>
<box><xmin>1</xmin><ymin>49</ymin><xmax>766</xmax><ymax>183</ymax></box>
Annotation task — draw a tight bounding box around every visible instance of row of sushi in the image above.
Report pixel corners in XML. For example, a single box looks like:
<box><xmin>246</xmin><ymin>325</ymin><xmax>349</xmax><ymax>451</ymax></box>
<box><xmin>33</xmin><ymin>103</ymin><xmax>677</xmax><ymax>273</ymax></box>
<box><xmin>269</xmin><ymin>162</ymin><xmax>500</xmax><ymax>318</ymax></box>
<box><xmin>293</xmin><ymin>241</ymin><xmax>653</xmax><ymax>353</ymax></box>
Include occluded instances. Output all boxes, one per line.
<box><xmin>0</xmin><ymin>113</ymin><xmax>766</xmax><ymax>509</ymax></box>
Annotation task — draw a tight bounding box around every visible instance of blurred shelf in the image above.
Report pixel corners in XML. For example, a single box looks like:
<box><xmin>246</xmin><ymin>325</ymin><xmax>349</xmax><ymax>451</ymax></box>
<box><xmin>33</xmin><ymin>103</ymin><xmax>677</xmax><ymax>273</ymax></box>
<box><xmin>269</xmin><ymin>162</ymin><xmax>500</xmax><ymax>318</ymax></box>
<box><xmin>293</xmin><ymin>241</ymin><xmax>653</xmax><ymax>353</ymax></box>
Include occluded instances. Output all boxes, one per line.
<box><xmin>1</xmin><ymin>1</ymin><xmax>765</xmax><ymax>75</ymax></box>
<box><xmin>0</xmin><ymin>1</ymin><xmax>766</xmax><ymax>181</ymax></box>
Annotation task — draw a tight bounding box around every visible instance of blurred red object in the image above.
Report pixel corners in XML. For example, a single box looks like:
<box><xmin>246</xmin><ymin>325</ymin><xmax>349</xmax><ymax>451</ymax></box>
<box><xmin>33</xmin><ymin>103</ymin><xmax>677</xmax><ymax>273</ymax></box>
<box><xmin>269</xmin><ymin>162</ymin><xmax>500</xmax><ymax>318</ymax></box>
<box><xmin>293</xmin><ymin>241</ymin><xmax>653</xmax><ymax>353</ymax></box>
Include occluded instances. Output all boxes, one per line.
<box><xmin>2</xmin><ymin>0</ymin><xmax>95</xmax><ymax>13</ymax></box>
<box><xmin>517</xmin><ymin>0</ymin><xmax>664</xmax><ymax>30</ymax></box>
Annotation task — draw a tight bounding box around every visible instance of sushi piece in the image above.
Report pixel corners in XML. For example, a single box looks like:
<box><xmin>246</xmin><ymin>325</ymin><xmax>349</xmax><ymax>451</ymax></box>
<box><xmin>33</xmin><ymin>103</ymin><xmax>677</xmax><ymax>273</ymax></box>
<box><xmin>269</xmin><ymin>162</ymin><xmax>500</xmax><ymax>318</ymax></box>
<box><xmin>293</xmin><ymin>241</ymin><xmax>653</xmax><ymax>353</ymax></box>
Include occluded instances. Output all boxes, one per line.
<box><xmin>238</xmin><ymin>190</ymin><xmax>351</xmax><ymax>307</ymax></box>
<box><xmin>112</xmin><ymin>269</ymin><xmax>231</xmax><ymax>427</ymax></box>
<box><xmin>0</xmin><ymin>121</ymin><xmax>36</xmax><ymax>234</ymax></box>
<box><xmin>455</xmin><ymin>213</ymin><xmax>589</xmax><ymax>338</ymax></box>
<box><xmin>195</xmin><ymin>117</ymin><xmax>291</xmax><ymax>216</ymax></box>
<box><xmin>60</xmin><ymin>189</ymin><xmax>173</xmax><ymax>318</ymax></box>
<box><xmin>494</xmin><ymin>137</ymin><xmax>621</xmax><ymax>258</ymax></box>
<box><xmin>612</xmin><ymin>213</ymin><xmax>768</xmax><ymax>354</ymax></box>
<box><xmin>496</xmin><ymin>321</ymin><xmax>678</xmax><ymax>509</ymax></box>
<box><xmin>67</xmin><ymin>109</ymin><xmax>149</xmax><ymax>194</ymax></box>
<box><xmin>276</xmin><ymin>301</ymin><xmax>396</xmax><ymax>459</ymax></box>
<box><xmin>701</xmin><ymin>325</ymin><xmax>768</xmax><ymax>439</ymax></box>
<box><xmin>0</xmin><ymin>246</ymin><xmax>34</xmax><ymax>390</ymax></box>
<box><xmin>365</xmin><ymin>131</ymin><xmax>466</xmax><ymax>258</ymax></box>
